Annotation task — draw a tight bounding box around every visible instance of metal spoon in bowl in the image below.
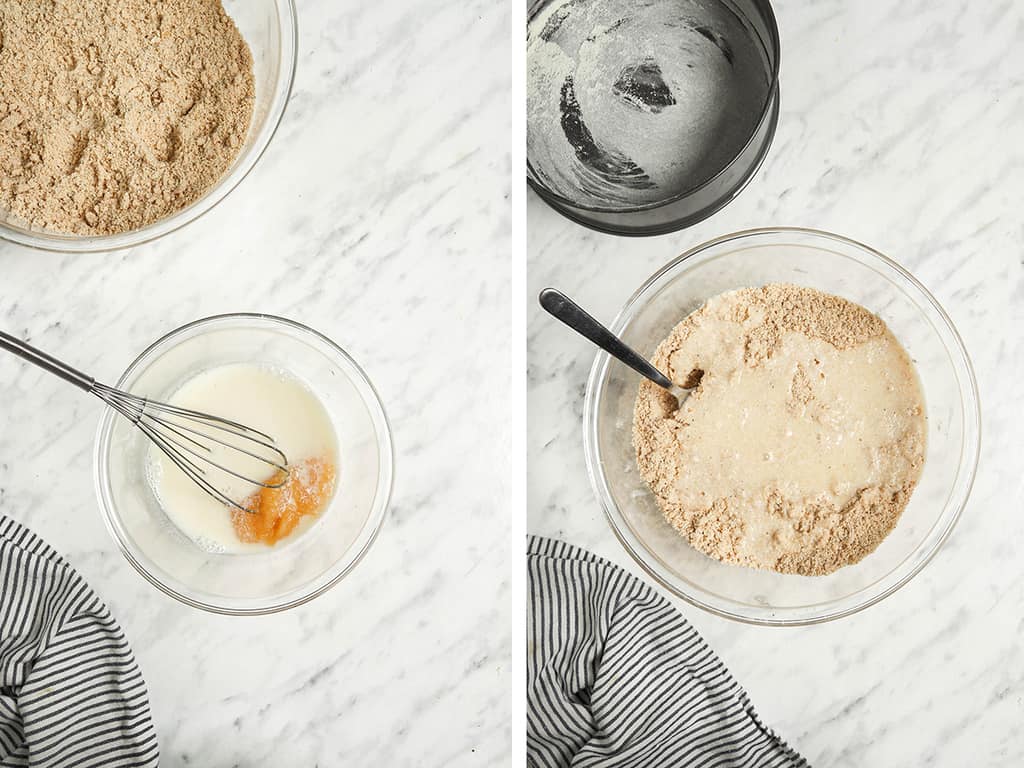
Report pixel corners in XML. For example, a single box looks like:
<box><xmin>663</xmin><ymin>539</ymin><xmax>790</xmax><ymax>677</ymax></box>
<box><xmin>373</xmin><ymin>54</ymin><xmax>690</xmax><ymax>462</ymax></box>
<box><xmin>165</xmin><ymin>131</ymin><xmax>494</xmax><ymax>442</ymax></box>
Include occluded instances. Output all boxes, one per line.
<box><xmin>538</xmin><ymin>288</ymin><xmax>695</xmax><ymax>406</ymax></box>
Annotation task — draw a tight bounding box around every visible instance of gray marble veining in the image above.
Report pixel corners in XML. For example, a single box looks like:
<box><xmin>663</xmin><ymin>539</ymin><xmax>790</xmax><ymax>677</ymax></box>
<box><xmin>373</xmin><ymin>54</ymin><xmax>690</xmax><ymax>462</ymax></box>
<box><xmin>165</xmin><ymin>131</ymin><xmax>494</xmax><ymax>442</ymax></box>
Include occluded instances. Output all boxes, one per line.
<box><xmin>529</xmin><ymin>0</ymin><xmax>1022</xmax><ymax>765</ymax></box>
<box><xmin>0</xmin><ymin>0</ymin><xmax>516</xmax><ymax>765</ymax></box>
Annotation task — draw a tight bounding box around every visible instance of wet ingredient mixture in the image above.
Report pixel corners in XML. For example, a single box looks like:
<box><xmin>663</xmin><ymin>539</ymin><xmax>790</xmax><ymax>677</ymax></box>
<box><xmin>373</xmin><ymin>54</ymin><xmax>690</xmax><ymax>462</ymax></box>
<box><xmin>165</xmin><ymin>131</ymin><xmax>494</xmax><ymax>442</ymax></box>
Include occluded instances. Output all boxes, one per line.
<box><xmin>233</xmin><ymin>458</ymin><xmax>337</xmax><ymax>546</ymax></box>
<box><xmin>150</xmin><ymin>364</ymin><xmax>338</xmax><ymax>554</ymax></box>
<box><xmin>633</xmin><ymin>284</ymin><xmax>927</xmax><ymax>576</ymax></box>
<box><xmin>0</xmin><ymin>0</ymin><xmax>254</xmax><ymax>235</ymax></box>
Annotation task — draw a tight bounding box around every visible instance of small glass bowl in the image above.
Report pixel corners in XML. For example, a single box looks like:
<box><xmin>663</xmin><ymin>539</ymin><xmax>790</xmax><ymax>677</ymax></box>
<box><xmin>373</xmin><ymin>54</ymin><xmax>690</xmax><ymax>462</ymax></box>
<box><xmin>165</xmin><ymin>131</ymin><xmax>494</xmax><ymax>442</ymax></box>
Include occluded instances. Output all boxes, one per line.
<box><xmin>584</xmin><ymin>228</ymin><xmax>980</xmax><ymax>625</ymax></box>
<box><xmin>94</xmin><ymin>314</ymin><xmax>393</xmax><ymax>615</ymax></box>
<box><xmin>0</xmin><ymin>0</ymin><xmax>297</xmax><ymax>253</ymax></box>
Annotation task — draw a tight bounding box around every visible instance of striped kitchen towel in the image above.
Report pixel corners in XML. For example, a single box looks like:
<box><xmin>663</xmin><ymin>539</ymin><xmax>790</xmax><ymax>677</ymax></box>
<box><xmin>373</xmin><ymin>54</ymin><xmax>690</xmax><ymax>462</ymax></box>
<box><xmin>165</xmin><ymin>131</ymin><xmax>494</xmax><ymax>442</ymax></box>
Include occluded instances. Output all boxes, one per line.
<box><xmin>0</xmin><ymin>516</ymin><xmax>159</xmax><ymax>768</ymax></box>
<box><xmin>527</xmin><ymin>536</ymin><xmax>808</xmax><ymax>768</ymax></box>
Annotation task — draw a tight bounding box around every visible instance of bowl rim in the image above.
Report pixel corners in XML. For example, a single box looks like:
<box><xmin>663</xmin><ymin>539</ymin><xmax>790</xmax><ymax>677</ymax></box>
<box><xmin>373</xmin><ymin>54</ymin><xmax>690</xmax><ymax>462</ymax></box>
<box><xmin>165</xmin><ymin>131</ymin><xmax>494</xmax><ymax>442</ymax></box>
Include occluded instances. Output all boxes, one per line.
<box><xmin>529</xmin><ymin>89</ymin><xmax>780</xmax><ymax>237</ymax></box>
<box><xmin>583</xmin><ymin>226</ymin><xmax>982</xmax><ymax>626</ymax></box>
<box><xmin>0</xmin><ymin>0</ymin><xmax>299</xmax><ymax>254</ymax></box>
<box><xmin>526</xmin><ymin>0</ymin><xmax>783</xmax><ymax>215</ymax></box>
<box><xmin>92</xmin><ymin>312</ymin><xmax>395</xmax><ymax>616</ymax></box>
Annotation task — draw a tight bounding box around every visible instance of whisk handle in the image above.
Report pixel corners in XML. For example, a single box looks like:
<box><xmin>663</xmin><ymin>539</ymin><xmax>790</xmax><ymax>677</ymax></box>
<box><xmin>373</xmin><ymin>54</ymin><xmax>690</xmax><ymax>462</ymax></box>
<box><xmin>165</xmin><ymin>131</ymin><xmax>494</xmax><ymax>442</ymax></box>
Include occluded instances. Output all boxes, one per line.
<box><xmin>0</xmin><ymin>330</ymin><xmax>95</xmax><ymax>392</ymax></box>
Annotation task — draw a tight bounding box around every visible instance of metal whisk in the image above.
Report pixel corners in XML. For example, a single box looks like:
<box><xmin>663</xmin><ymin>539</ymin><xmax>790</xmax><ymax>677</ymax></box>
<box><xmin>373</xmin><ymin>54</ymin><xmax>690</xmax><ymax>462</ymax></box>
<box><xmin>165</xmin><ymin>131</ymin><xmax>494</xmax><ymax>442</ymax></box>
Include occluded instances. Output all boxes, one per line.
<box><xmin>0</xmin><ymin>329</ymin><xmax>289</xmax><ymax>512</ymax></box>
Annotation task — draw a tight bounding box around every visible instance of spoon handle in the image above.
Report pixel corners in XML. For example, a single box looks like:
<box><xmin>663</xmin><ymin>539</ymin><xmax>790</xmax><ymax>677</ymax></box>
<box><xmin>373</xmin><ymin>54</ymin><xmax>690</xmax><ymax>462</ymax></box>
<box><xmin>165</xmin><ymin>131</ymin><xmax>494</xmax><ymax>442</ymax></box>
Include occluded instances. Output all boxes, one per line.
<box><xmin>539</xmin><ymin>288</ymin><xmax>674</xmax><ymax>390</ymax></box>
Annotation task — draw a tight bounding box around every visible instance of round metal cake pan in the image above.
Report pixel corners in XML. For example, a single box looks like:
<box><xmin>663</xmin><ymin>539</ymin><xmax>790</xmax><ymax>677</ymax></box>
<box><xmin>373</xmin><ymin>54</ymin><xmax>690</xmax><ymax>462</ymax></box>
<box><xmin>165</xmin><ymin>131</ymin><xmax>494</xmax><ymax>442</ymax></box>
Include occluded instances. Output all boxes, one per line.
<box><xmin>527</xmin><ymin>0</ymin><xmax>781</xmax><ymax>237</ymax></box>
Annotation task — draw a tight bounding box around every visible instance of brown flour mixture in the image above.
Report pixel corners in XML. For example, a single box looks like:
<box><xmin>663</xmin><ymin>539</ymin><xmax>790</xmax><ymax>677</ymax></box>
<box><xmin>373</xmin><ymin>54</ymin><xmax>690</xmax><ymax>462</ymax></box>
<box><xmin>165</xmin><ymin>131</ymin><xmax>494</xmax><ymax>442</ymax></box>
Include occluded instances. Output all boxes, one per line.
<box><xmin>633</xmin><ymin>284</ymin><xmax>927</xmax><ymax>576</ymax></box>
<box><xmin>0</xmin><ymin>0</ymin><xmax>254</xmax><ymax>235</ymax></box>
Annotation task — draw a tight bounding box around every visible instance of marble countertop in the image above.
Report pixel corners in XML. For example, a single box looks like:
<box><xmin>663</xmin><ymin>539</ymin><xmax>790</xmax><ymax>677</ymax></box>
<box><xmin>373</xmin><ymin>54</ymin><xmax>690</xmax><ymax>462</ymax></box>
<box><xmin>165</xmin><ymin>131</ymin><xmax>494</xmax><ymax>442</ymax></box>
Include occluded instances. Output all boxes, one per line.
<box><xmin>0</xmin><ymin>0</ymin><xmax>517</xmax><ymax>765</ymax></box>
<box><xmin>529</xmin><ymin>0</ymin><xmax>1022</xmax><ymax>765</ymax></box>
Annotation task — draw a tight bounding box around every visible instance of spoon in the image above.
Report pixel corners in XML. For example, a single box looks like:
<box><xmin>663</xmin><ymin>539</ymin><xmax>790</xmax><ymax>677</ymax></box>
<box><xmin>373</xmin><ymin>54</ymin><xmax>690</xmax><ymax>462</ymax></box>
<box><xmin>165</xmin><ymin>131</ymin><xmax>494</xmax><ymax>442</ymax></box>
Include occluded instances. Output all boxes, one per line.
<box><xmin>538</xmin><ymin>288</ymin><xmax>694</xmax><ymax>405</ymax></box>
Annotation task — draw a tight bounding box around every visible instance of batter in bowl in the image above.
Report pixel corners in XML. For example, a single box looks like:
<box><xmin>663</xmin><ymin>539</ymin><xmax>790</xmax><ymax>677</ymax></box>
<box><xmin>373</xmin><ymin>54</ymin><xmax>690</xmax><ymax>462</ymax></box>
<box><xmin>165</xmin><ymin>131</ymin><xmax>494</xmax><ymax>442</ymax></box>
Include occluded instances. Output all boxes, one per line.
<box><xmin>633</xmin><ymin>284</ymin><xmax>926</xmax><ymax>576</ymax></box>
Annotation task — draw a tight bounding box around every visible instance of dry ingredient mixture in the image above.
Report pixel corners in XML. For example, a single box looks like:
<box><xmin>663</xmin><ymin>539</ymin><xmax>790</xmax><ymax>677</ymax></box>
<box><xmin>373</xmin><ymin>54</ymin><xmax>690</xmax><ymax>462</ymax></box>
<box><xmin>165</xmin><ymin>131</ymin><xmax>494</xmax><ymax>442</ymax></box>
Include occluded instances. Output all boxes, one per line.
<box><xmin>0</xmin><ymin>0</ymin><xmax>254</xmax><ymax>235</ymax></box>
<box><xmin>633</xmin><ymin>284</ymin><xmax>927</xmax><ymax>576</ymax></box>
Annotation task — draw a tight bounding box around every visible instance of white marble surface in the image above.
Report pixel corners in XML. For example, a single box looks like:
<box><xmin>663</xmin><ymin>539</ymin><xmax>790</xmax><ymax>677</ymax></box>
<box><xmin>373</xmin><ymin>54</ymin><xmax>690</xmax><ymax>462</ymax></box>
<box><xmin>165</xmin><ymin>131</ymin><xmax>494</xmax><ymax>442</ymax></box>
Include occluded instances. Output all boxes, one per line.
<box><xmin>529</xmin><ymin>1</ymin><xmax>1022</xmax><ymax>765</ymax></box>
<box><xmin>0</xmin><ymin>0</ymin><xmax>518</xmax><ymax>765</ymax></box>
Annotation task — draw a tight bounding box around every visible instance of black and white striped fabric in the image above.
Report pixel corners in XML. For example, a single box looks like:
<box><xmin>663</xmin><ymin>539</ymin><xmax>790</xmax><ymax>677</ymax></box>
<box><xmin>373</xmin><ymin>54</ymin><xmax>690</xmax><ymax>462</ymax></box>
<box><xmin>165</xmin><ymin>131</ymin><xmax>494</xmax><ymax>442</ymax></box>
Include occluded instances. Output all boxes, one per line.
<box><xmin>0</xmin><ymin>516</ymin><xmax>159</xmax><ymax>768</ymax></box>
<box><xmin>527</xmin><ymin>536</ymin><xmax>808</xmax><ymax>768</ymax></box>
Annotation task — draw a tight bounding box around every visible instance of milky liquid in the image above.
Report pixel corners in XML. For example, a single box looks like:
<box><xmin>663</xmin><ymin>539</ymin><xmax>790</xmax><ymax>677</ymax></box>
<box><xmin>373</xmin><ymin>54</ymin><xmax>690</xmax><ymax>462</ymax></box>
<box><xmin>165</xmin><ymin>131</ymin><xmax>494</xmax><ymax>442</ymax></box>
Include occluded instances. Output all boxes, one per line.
<box><xmin>148</xmin><ymin>363</ymin><xmax>339</xmax><ymax>554</ymax></box>
<box><xmin>668</xmin><ymin>330</ymin><xmax>926</xmax><ymax>512</ymax></box>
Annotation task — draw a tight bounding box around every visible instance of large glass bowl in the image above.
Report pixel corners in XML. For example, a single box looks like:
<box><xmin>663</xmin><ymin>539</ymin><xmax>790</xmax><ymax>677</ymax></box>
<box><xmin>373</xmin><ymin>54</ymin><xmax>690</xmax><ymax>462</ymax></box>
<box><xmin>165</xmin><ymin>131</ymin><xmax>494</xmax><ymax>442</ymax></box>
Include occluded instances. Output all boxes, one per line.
<box><xmin>584</xmin><ymin>228</ymin><xmax>980</xmax><ymax>625</ymax></box>
<box><xmin>0</xmin><ymin>0</ymin><xmax>297</xmax><ymax>253</ymax></box>
<box><xmin>94</xmin><ymin>314</ymin><xmax>393</xmax><ymax>615</ymax></box>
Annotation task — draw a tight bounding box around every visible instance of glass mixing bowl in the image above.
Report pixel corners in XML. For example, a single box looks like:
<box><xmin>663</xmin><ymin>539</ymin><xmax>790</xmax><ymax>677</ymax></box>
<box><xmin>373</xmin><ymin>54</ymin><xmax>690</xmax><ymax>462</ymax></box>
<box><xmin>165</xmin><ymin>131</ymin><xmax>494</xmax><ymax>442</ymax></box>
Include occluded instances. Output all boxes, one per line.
<box><xmin>584</xmin><ymin>228</ymin><xmax>980</xmax><ymax>625</ymax></box>
<box><xmin>0</xmin><ymin>0</ymin><xmax>297</xmax><ymax>253</ymax></box>
<box><xmin>94</xmin><ymin>314</ymin><xmax>393</xmax><ymax>615</ymax></box>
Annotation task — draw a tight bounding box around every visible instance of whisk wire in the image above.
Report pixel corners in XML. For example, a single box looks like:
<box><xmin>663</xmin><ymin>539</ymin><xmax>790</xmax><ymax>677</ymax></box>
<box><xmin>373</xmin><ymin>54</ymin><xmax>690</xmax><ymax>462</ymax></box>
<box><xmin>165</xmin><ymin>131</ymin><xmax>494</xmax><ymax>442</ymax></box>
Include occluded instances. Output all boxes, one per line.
<box><xmin>0</xmin><ymin>331</ymin><xmax>290</xmax><ymax>514</ymax></box>
<box><xmin>132</xmin><ymin>396</ymin><xmax>282</xmax><ymax>445</ymax></box>
<box><xmin>137</xmin><ymin>412</ymin><xmax>289</xmax><ymax>481</ymax></box>
<box><xmin>137</xmin><ymin>412</ymin><xmax>289</xmax><ymax>490</ymax></box>
<box><xmin>139</xmin><ymin>419</ymin><xmax>252</xmax><ymax>513</ymax></box>
<box><xmin>91</xmin><ymin>382</ymin><xmax>290</xmax><ymax>510</ymax></box>
<box><xmin>96</xmin><ymin>385</ymin><xmax>284</xmax><ymax>450</ymax></box>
